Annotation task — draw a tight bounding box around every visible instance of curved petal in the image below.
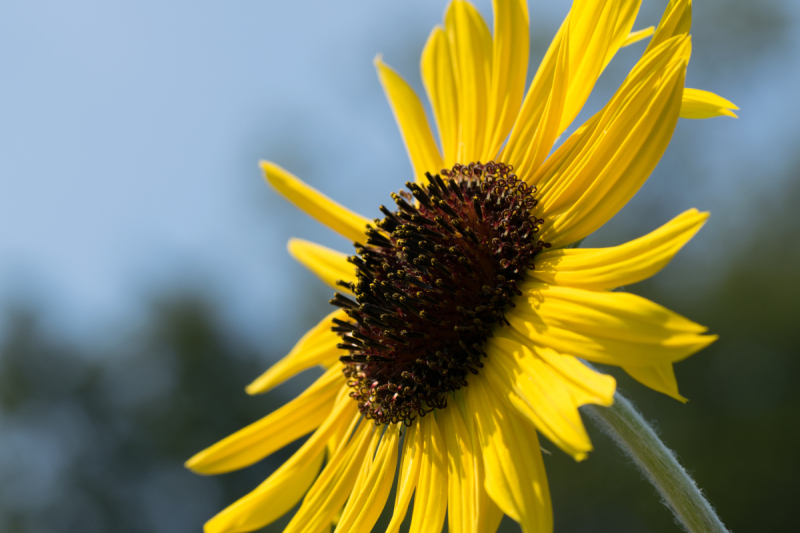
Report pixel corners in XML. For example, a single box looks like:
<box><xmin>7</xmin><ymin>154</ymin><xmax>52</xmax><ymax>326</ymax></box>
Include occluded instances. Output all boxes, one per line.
<box><xmin>680</xmin><ymin>88</ymin><xmax>739</xmax><ymax>119</ymax></box>
<box><xmin>409</xmin><ymin>413</ymin><xmax>448</xmax><ymax>533</ymax></box>
<box><xmin>204</xmin><ymin>394</ymin><xmax>358</xmax><ymax>533</ymax></box>
<box><xmin>622</xmin><ymin>26</ymin><xmax>654</xmax><ymax>47</ymax></box>
<box><xmin>261</xmin><ymin>162</ymin><xmax>371</xmax><ymax>243</ymax></box>
<box><xmin>604</xmin><ymin>0</ymin><xmax>646</xmax><ymax>67</ymax></box>
<box><xmin>335</xmin><ymin>424</ymin><xmax>400</xmax><ymax>533</ymax></box>
<box><xmin>508</xmin><ymin>281</ymin><xmax>717</xmax><ymax>368</ymax></box>
<box><xmin>422</xmin><ymin>26</ymin><xmax>459</xmax><ymax>168</ymax></box>
<box><xmin>246</xmin><ymin>309</ymin><xmax>345</xmax><ymax>395</ymax></box>
<box><xmin>481</xmin><ymin>0</ymin><xmax>529</xmax><ymax>162</ymax></box>
<box><xmin>484</xmin><ymin>335</ymin><xmax>594</xmax><ymax>461</ymax></box>
<box><xmin>375</xmin><ymin>56</ymin><xmax>444</xmax><ymax>181</ymax></box>
<box><xmin>534</xmin><ymin>36</ymin><xmax>691</xmax><ymax>248</ymax></box>
<box><xmin>186</xmin><ymin>367</ymin><xmax>344</xmax><ymax>475</ymax></box>
<box><xmin>624</xmin><ymin>363</ymin><xmax>688</xmax><ymax>402</ymax></box>
<box><xmin>503</xmin><ymin>0</ymin><xmax>644</xmax><ymax>178</ymax></box>
<box><xmin>466</xmin><ymin>376</ymin><xmax>552</xmax><ymax>533</ymax></box>
<box><xmin>445</xmin><ymin>0</ymin><xmax>493</xmax><ymax>164</ymax></box>
<box><xmin>560</xmin><ymin>0</ymin><xmax>624</xmax><ymax>131</ymax></box>
<box><xmin>288</xmin><ymin>238</ymin><xmax>357</xmax><ymax>291</ymax></box>
<box><xmin>501</xmin><ymin>15</ymin><xmax>564</xmax><ymax>176</ymax></box>
<box><xmin>284</xmin><ymin>417</ymin><xmax>374</xmax><ymax>533</ymax></box>
<box><xmin>440</xmin><ymin>400</ymin><xmax>504</xmax><ymax>533</ymax></box>
<box><xmin>534</xmin><ymin>346</ymin><xmax>616</xmax><ymax>408</ymax></box>
<box><xmin>645</xmin><ymin>0</ymin><xmax>692</xmax><ymax>54</ymax></box>
<box><xmin>530</xmin><ymin>209</ymin><xmax>708</xmax><ymax>290</ymax></box>
<box><xmin>385</xmin><ymin>421</ymin><xmax>421</xmax><ymax>533</ymax></box>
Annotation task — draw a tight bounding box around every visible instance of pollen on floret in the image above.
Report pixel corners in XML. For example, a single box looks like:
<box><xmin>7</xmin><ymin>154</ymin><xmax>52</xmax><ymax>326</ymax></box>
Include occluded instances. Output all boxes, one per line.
<box><xmin>330</xmin><ymin>162</ymin><xmax>549</xmax><ymax>426</ymax></box>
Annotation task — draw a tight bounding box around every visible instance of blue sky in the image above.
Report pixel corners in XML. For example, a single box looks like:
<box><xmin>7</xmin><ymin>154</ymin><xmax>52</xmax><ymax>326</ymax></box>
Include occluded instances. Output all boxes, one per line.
<box><xmin>0</xmin><ymin>0</ymin><xmax>795</xmax><ymax>349</ymax></box>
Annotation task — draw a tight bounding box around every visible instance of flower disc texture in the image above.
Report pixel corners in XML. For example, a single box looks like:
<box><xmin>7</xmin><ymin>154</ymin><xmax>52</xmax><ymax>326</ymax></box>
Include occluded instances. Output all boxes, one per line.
<box><xmin>186</xmin><ymin>1</ymin><xmax>735</xmax><ymax>532</ymax></box>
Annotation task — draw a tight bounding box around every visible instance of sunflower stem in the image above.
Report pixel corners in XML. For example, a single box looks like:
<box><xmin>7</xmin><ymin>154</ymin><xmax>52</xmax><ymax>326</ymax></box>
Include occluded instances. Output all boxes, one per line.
<box><xmin>584</xmin><ymin>393</ymin><xmax>729</xmax><ymax>533</ymax></box>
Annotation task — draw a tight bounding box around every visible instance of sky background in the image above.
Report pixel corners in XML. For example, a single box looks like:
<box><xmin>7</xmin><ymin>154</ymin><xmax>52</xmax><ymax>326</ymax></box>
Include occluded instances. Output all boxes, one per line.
<box><xmin>1</xmin><ymin>0</ymin><xmax>793</xmax><ymax>350</ymax></box>
<box><xmin>1</xmin><ymin>1</ymin><xmax>799</xmax><ymax>532</ymax></box>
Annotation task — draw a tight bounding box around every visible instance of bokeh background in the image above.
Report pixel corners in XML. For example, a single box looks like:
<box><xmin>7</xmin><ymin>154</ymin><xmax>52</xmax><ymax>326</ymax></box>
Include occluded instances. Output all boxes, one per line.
<box><xmin>0</xmin><ymin>0</ymin><xmax>797</xmax><ymax>531</ymax></box>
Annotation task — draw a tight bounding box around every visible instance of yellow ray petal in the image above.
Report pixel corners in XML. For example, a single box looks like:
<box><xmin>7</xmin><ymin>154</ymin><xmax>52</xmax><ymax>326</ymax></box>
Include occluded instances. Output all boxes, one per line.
<box><xmin>284</xmin><ymin>417</ymin><xmax>374</xmax><ymax>533</ymax></box>
<box><xmin>445</xmin><ymin>0</ymin><xmax>493</xmax><ymax>164</ymax></box>
<box><xmin>645</xmin><ymin>0</ymin><xmax>692</xmax><ymax>54</ymax></box>
<box><xmin>204</xmin><ymin>395</ymin><xmax>358</xmax><ymax>533</ymax></box>
<box><xmin>386</xmin><ymin>421</ymin><xmax>421</xmax><ymax>533</ymax></box>
<box><xmin>533</xmin><ymin>346</ymin><xmax>616</xmax><ymax>408</ymax></box>
<box><xmin>440</xmin><ymin>402</ymin><xmax>476</xmax><ymax>532</ymax></box>
<box><xmin>246</xmin><ymin>309</ymin><xmax>345</xmax><ymax>395</ymax></box>
<box><xmin>453</xmin><ymin>391</ymin><xmax>505</xmax><ymax>533</ymax></box>
<box><xmin>509</xmin><ymin>281</ymin><xmax>717</xmax><ymax>368</ymax></box>
<box><xmin>485</xmin><ymin>335</ymin><xmax>593</xmax><ymax>461</ymax></box>
<box><xmin>622</xmin><ymin>26</ymin><xmax>654</xmax><ymax>47</ymax></box>
<box><xmin>481</xmin><ymin>0</ymin><xmax>529</xmax><ymax>162</ymax></box>
<box><xmin>500</xmin><ymin>15</ymin><xmax>564</xmax><ymax>176</ymax></box>
<box><xmin>503</xmin><ymin>0</ymin><xmax>643</xmax><ymax>177</ymax></box>
<box><xmin>335</xmin><ymin>424</ymin><xmax>400</xmax><ymax>533</ymax></box>
<box><xmin>535</xmin><ymin>36</ymin><xmax>691</xmax><ymax>247</ymax></box>
<box><xmin>559</xmin><ymin>0</ymin><xmax>622</xmax><ymax>132</ymax></box>
<box><xmin>375</xmin><ymin>56</ymin><xmax>444</xmax><ymax>182</ymax></box>
<box><xmin>422</xmin><ymin>27</ymin><xmax>459</xmax><ymax>168</ymax></box>
<box><xmin>467</xmin><ymin>376</ymin><xmax>552</xmax><ymax>533</ymax></box>
<box><xmin>605</xmin><ymin>0</ymin><xmax>646</xmax><ymax>66</ymax></box>
<box><xmin>261</xmin><ymin>161</ymin><xmax>371</xmax><ymax>243</ymax></box>
<box><xmin>531</xmin><ymin>209</ymin><xmax>708</xmax><ymax>290</ymax></box>
<box><xmin>187</xmin><ymin>367</ymin><xmax>344</xmax><ymax>475</ymax></box>
<box><xmin>624</xmin><ymin>363</ymin><xmax>688</xmax><ymax>402</ymax></box>
<box><xmin>512</xmin><ymin>25</ymin><xmax>569</xmax><ymax>179</ymax></box>
<box><xmin>288</xmin><ymin>238</ymin><xmax>356</xmax><ymax>291</ymax></box>
<box><xmin>409</xmin><ymin>413</ymin><xmax>448</xmax><ymax>533</ymax></box>
<box><xmin>680</xmin><ymin>88</ymin><xmax>739</xmax><ymax>119</ymax></box>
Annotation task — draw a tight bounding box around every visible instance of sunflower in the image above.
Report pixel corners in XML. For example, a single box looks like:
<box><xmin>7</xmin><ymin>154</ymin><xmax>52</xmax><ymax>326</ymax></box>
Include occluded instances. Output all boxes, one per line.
<box><xmin>187</xmin><ymin>0</ymin><xmax>736</xmax><ymax>532</ymax></box>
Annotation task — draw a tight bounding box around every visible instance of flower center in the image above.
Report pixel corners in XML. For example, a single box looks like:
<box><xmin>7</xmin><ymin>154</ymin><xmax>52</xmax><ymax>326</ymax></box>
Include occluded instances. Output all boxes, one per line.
<box><xmin>330</xmin><ymin>162</ymin><xmax>549</xmax><ymax>425</ymax></box>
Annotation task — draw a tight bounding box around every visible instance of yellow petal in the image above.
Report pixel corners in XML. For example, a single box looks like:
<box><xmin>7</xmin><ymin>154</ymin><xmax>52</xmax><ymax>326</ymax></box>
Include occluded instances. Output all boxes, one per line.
<box><xmin>409</xmin><ymin>413</ymin><xmax>448</xmax><ymax>533</ymax></box>
<box><xmin>440</xmin><ymin>403</ymin><xmax>476</xmax><ymax>532</ymax></box>
<box><xmin>508</xmin><ymin>281</ymin><xmax>717</xmax><ymax>368</ymax></box>
<box><xmin>530</xmin><ymin>209</ymin><xmax>708</xmax><ymax>290</ymax></box>
<box><xmin>622</xmin><ymin>26</ymin><xmax>654</xmax><ymax>47</ymax></box>
<box><xmin>481</xmin><ymin>0</ymin><xmax>529</xmax><ymax>162</ymax></box>
<box><xmin>624</xmin><ymin>363</ymin><xmax>688</xmax><ymax>402</ymax></box>
<box><xmin>559</xmin><ymin>0</ymin><xmax>623</xmax><ymax>132</ymax></box>
<box><xmin>485</xmin><ymin>335</ymin><xmax>593</xmax><ymax>461</ymax></box>
<box><xmin>204</xmin><ymin>395</ymin><xmax>358</xmax><ymax>533</ymax></box>
<box><xmin>511</xmin><ymin>25</ymin><xmax>569</xmax><ymax>178</ymax></box>
<box><xmin>444</xmin><ymin>0</ymin><xmax>493</xmax><ymax>163</ymax></box>
<box><xmin>535</xmin><ymin>36</ymin><xmax>691</xmax><ymax>248</ymax></box>
<box><xmin>385</xmin><ymin>421</ymin><xmax>422</xmax><ymax>533</ymax></box>
<box><xmin>284</xmin><ymin>417</ymin><xmax>374</xmax><ymax>533</ymax></box>
<box><xmin>186</xmin><ymin>367</ymin><xmax>344</xmax><ymax>475</ymax></box>
<box><xmin>422</xmin><ymin>27</ymin><xmax>459</xmax><ymax>168</ymax></box>
<box><xmin>261</xmin><ymin>161</ymin><xmax>371</xmax><ymax>243</ymax></box>
<box><xmin>453</xmin><ymin>391</ymin><xmax>505</xmax><ymax>533</ymax></box>
<box><xmin>467</xmin><ymin>376</ymin><xmax>552</xmax><ymax>533</ymax></box>
<box><xmin>680</xmin><ymin>88</ymin><xmax>739</xmax><ymax>119</ymax></box>
<box><xmin>501</xmin><ymin>15</ymin><xmax>564</xmax><ymax>176</ymax></box>
<box><xmin>645</xmin><ymin>0</ymin><xmax>692</xmax><ymax>54</ymax></box>
<box><xmin>534</xmin><ymin>346</ymin><xmax>616</xmax><ymax>408</ymax></box>
<box><xmin>605</xmin><ymin>0</ymin><xmax>646</xmax><ymax>65</ymax></box>
<box><xmin>504</xmin><ymin>0</ymin><xmax>643</xmax><ymax>177</ymax></box>
<box><xmin>246</xmin><ymin>309</ymin><xmax>345</xmax><ymax>395</ymax></box>
<box><xmin>375</xmin><ymin>56</ymin><xmax>444</xmax><ymax>182</ymax></box>
<box><xmin>288</xmin><ymin>238</ymin><xmax>356</xmax><ymax>291</ymax></box>
<box><xmin>335</xmin><ymin>424</ymin><xmax>400</xmax><ymax>533</ymax></box>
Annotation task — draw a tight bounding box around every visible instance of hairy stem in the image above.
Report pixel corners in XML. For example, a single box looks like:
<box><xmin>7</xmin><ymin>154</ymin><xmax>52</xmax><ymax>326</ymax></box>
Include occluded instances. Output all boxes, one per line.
<box><xmin>584</xmin><ymin>394</ymin><xmax>729</xmax><ymax>533</ymax></box>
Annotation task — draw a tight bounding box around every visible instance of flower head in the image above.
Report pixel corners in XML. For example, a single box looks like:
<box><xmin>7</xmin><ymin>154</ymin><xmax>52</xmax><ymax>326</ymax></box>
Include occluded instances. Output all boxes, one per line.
<box><xmin>187</xmin><ymin>0</ymin><xmax>735</xmax><ymax>532</ymax></box>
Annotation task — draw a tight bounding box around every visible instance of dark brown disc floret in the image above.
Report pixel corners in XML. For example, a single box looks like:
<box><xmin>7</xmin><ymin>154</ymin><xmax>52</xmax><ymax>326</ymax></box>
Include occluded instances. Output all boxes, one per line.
<box><xmin>330</xmin><ymin>162</ymin><xmax>549</xmax><ymax>426</ymax></box>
